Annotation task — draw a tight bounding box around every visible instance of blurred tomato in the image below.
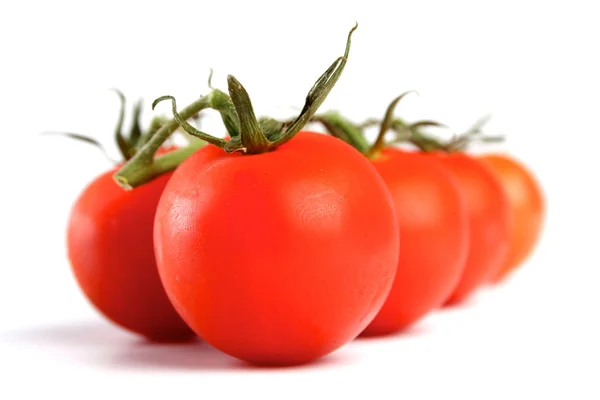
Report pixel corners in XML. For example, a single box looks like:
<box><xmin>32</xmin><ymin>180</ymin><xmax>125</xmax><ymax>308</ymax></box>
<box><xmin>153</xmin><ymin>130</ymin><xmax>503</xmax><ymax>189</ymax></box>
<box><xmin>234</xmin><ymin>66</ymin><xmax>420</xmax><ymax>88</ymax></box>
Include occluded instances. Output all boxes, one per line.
<box><xmin>361</xmin><ymin>148</ymin><xmax>469</xmax><ymax>335</ymax></box>
<box><xmin>436</xmin><ymin>152</ymin><xmax>511</xmax><ymax>305</ymax></box>
<box><xmin>480</xmin><ymin>154</ymin><xmax>545</xmax><ymax>282</ymax></box>
<box><xmin>67</xmin><ymin>148</ymin><xmax>195</xmax><ymax>341</ymax></box>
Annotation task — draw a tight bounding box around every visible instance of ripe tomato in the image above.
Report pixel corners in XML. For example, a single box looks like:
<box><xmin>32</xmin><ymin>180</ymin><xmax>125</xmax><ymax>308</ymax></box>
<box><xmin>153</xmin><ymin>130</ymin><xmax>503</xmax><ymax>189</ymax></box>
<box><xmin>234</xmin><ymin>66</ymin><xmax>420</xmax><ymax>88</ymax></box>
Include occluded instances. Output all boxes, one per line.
<box><xmin>361</xmin><ymin>148</ymin><xmax>469</xmax><ymax>335</ymax></box>
<box><xmin>154</xmin><ymin>132</ymin><xmax>399</xmax><ymax>365</ymax></box>
<box><xmin>480</xmin><ymin>154</ymin><xmax>545</xmax><ymax>282</ymax></box>
<box><xmin>437</xmin><ymin>152</ymin><xmax>511</xmax><ymax>305</ymax></box>
<box><xmin>67</xmin><ymin>161</ymin><xmax>195</xmax><ymax>341</ymax></box>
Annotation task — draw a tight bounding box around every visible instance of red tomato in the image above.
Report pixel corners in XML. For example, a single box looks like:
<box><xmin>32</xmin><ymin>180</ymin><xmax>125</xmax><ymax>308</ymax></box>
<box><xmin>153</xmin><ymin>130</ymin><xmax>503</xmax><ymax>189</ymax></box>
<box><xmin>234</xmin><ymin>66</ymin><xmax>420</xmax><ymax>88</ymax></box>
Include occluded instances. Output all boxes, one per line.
<box><xmin>67</xmin><ymin>153</ymin><xmax>195</xmax><ymax>341</ymax></box>
<box><xmin>480</xmin><ymin>154</ymin><xmax>545</xmax><ymax>282</ymax></box>
<box><xmin>154</xmin><ymin>132</ymin><xmax>399</xmax><ymax>365</ymax></box>
<box><xmin>437</xmin><ymin>152</ymin><xmax>511</xmax><ymax>305</ymax></box>
<box><xmin>361</xmin><ymin>148</ymin><xmax>469</xmax><ymax>335</ymax></box>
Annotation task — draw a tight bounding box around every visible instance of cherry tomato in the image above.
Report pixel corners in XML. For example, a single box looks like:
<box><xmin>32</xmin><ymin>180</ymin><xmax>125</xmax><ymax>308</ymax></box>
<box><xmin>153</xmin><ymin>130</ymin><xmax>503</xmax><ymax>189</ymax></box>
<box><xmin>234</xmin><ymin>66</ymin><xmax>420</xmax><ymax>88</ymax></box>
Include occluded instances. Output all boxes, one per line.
<box><xmin>154</xmin><ymin>132</ymin><xmax>399</xmax><ymax>365</ymax></box>
<box><xmin>361</xmin><ymin>148</ymin><xmax>469</xmax><ymax>336</ymax></box>
<box><xmin>67</xmin><ymin>164</ymin><xmax>195</xmax><ymax>341</ymax></box>
<box><xmin>480</xmin><ymin>154</ymin><xmax>545</xmax><ymax>282</ymax></box>
<box><xmin>437</xmin><ymin>152</ymin><xmax>511</xmax><ymax>305</ymax></box>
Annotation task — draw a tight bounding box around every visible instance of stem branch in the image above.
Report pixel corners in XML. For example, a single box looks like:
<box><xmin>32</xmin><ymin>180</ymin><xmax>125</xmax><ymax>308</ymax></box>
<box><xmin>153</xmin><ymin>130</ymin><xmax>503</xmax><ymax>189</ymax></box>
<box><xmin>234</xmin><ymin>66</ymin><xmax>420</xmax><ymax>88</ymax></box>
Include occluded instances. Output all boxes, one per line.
<box><xmin>113</xmin><ymin>96</ymin><xmax>212</xmax><ymax>189</ymax></box>
<box><xmin>113</xmin><ymin>23</ymin><xmax>358</xmax><ymax>189</ymax></box>
<box><xmin>367</xmin><ymin>91</ymin><xmax>415</xmax><ymax>157</ymax></box>
<box><xmin>314</xmin><ymin>112</ymin><xmax>371</xmax><ymax>154</ymax></box>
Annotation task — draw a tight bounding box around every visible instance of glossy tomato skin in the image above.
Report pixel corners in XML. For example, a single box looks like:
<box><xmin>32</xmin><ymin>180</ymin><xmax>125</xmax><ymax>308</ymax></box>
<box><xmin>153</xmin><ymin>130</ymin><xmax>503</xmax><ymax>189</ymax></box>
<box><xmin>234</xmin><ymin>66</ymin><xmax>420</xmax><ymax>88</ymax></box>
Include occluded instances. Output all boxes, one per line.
<box><xmin>361</xmin><ymin>148</ymin><xmax>469</xmax><ymax>336</ymax></box>
<box><xmin>67</xmin><ymin>168</ymin><xmax>195</xmax><ymax>341</ymax></box>
<box><xmin>480</xmin><ymin>154</ymin><xmax>545</xmax><ymax>282</ymax></box>
<box><xmin>437</xmin><ymin>152</ymin><xmax>511</xmax><ymax>305</ymax></box>
<box><xmin>154</xmin><ymin>132</ymin><xmax>399</xmax><ymax>365</ymax></box>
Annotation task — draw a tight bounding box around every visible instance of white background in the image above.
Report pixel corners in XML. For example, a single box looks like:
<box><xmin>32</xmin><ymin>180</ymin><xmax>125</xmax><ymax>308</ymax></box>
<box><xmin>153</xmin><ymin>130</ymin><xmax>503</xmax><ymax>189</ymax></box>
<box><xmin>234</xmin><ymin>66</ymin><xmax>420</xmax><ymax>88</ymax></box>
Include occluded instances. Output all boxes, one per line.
<box><xmin>1</xmin><ymin>0</ymin><xmax>599</xmax><ymax>399</ymax></box>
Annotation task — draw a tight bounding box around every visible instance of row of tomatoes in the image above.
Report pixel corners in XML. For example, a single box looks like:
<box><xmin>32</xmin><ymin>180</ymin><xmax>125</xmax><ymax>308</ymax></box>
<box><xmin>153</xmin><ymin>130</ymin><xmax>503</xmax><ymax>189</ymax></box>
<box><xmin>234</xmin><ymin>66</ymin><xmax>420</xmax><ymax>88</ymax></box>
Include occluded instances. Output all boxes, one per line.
<box><xmin>62</xmin><ymin>27</ymin><xmax>544</xmax><ymax>366</ymax></box>
<box><xmin>65</xmin><ymin>122</ymin><xmax>544</xmax><ymax>366</ymax></box>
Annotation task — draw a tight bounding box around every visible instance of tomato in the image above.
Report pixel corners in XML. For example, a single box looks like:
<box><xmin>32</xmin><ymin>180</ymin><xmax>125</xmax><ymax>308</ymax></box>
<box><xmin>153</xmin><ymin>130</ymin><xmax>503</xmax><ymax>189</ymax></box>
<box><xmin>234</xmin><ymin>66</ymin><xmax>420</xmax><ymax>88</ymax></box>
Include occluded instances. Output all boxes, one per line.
<box><xmin>67</xmin><ymin>162</ymin><xmax>195</xmax><ymax>341</ymax></box>
<box><xmin>361</xmin><ymin>148</ymin><xmax>469</xmax><ymax>336</ymax></box>
<box><xmin>154</xmin><ymin>131</ymin><xmax>399</xmax><ymax>365</ymax></box>
<box><xmin>480</xmin><ymin>154</ymin><xmax>545</xmax><ymax>282</ymax></box>
<box><xmin>437</xmin><ymin>152</ymin><xmax>511</xmax><ymax>305</ymax></box>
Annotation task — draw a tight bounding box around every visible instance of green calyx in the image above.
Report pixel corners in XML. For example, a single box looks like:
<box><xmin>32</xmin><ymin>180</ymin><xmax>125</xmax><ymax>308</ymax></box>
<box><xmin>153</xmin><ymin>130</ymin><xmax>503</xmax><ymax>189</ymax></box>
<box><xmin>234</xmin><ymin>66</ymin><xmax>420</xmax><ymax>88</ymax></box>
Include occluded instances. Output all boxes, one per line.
<box><xmin>397</xmin><ymin>114</ymin><xmax>504</xmax><ymax>153</ymax></box>
<box><xmin>315</xmin><ymin>93</ymin><xmax>504</xmax><ymax>156</ymax></box>
<box><xmin>312</xmin><ymin>111</ymin><xmax>371</xmax><ymax>154</ymax></box>
<box><xmin>314</xmin><ymin>91</ymin><xmax>437</xmax><ymax>158</ymax></box>
<box><xmin>112</xmin><ymin>89</ymin><xmax>178</xmax><ymax>160</ymax></box>
<box><xmin>113</xmin><ymin>24</ymin><xmax>358</xmax><ymax>190</ymax></box>
<box><xmin>42</xmin><ymin>90</ymin><xmax>173</xmax><ymax>164</ymax></box>
<box><xmin>151</xmin><ymin>24</ymin><xmax>357</xmax><ymax>156</ymax></box>
<box><xmin>113</xmin><ymin>89</ymin><xmax>141</xmax><ymax>160</ymax></box>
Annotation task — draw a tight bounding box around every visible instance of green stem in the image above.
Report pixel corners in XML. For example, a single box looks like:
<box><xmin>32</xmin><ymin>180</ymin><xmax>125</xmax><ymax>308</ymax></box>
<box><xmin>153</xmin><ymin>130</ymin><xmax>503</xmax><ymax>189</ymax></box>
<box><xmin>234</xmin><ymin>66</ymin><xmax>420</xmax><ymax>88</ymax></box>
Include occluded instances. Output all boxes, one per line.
<box><xmin>405</xmin><ymin>115</ymin><xmax>502</xmax><ymax>153</ymax></box>
<box><xmin>315</xmin><ymin>112</ymin><xmax>370</xmax><ymax>154</ymax></box>
<box><xmin>152</xmin><ymin>95</ymin><xmax>229</xmax><ymax>148</ymax></box>
<box><xmin>113</xmin><ymin>23</ymin><xmax>357</xmax><ymax>189</ymax></box>
<box><xmin>128</xmin><ymin>99</ymin><xmax>144</xmax><ymax>147</ymax></box>
<box><xmin>391</xmin><ymin>121</ymin><xmax>445</xmax><ymax>152</ymax></box>
<box><xmin>113</xmin><ymin>95</ymin><xmax>214</xmax><ymax>189</ymax></box>
<box><xmin>271</xmin><ymin>23</ymin><xmax>357</xmax><ymax>149</ymax></box>
<box><xmin>112</xmin><ymin>89</ymin><xmax>133</xmax><ymax>160</ymax></box>
<box><xmin>444</xmin><ymin>114</ymin><xmax>494</xmax><ymax>151</ymax></box>
<box><xmin>258</xmin><ymin>117</ymin><xmax>284</xmax><ymax>140</ymax></box>
<box><xmin>116</xmin><ymin>142</ymin><xmax>206</xmax><ymax>189</ymax></box>
<box><xmin>367</xmin><ymin>91</ymin><xmax>415</xmax><ymax>157</ymax></box>
<box><xmin>135</xmin><ymin>115</ymin><xmax>169</xmax><ymax>150</ymax></box>
<box><xmin>211</xmin><ymin>89</ymin><xmax>240</xmax><ymax>138</ymax></box>
<box><xmin>227</xmin><ymin>75</ymin><xmax>270</xmax><ymax>153</ymax></box>
<box><xmin>409</xmin><ymin>134</ymin><xmax>444</xmax><ymax>152</ymax></box>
